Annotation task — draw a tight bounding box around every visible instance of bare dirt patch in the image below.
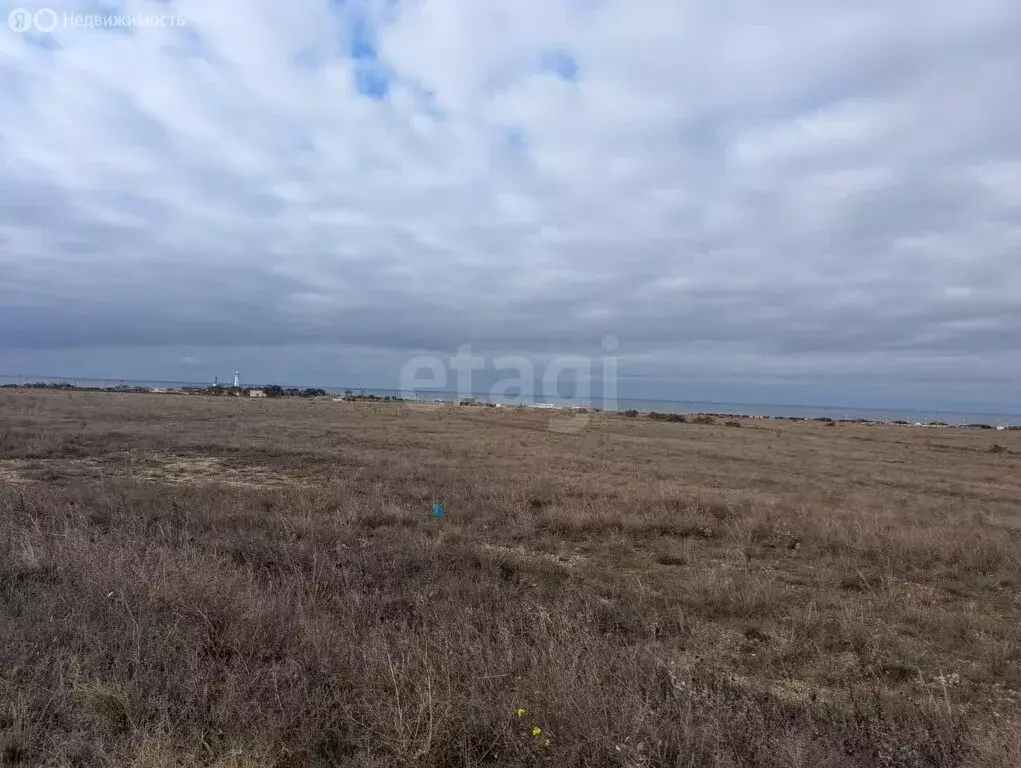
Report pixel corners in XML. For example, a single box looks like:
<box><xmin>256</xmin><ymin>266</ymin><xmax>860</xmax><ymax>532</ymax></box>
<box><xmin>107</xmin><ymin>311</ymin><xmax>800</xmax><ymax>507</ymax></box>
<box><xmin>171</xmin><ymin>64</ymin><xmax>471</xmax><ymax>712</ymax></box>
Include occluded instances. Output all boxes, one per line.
<box><xmin>0</xmin><ymin>457</ymin><xmax>106</xmax><ymax>484</ymax></box>
<box><xmin>0</xmin><ymin>452</ymin><xmax>304</xmax><ymax>490</ymax></box>
<box><xmin>0</xmin><ymin>460</ymin><xmax>33</xmax><ymax>485</ymax></box>
<box><xmin>129</xmin><ymin>453</ymin><xmax>305</xmax><ymax>489</ymax></box>
<box><xmin>481</xmin><ymin>542</ymin><xmax>588</xmax><ymax>570</ymax></box>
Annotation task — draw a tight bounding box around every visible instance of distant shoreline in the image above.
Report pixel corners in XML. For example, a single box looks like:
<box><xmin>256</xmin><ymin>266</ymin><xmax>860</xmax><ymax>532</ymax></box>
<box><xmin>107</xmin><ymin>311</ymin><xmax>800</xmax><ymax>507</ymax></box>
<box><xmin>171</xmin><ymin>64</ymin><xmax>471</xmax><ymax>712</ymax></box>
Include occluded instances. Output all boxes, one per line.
<box><xmin>3</xmin><ymin>380</ymin><xmax>1020</xmax><ymax>429</ymax></box>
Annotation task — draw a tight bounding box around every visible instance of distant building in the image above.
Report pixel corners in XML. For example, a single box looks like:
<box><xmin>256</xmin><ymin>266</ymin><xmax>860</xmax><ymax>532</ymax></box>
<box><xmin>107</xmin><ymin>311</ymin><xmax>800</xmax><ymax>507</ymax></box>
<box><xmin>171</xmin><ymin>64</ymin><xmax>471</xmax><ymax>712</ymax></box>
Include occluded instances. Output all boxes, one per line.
<box><xmin>249</xmin><ymin>389</ymin><xmax>267</xmax><ymax>398</ymax></box>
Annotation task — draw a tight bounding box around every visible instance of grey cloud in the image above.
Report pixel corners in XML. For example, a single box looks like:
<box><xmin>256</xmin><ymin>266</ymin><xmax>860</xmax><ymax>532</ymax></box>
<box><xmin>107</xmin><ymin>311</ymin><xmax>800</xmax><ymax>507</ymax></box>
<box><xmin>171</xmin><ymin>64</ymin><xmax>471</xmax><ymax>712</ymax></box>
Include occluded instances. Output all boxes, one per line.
<box><xmin>1</xmin><ymin>0</ymin><xmax>1020</xmax><ymax>408</ymax></box>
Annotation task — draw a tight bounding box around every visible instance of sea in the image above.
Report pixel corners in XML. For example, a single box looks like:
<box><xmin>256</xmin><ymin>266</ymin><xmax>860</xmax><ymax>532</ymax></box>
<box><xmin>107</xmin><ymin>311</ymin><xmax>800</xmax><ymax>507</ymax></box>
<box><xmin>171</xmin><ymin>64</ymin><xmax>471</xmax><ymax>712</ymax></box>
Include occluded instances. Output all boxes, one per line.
<box><xmin>3</xmin><ymin>375</ymin><xmax>1020</xmax><ymax>427</ymax></box>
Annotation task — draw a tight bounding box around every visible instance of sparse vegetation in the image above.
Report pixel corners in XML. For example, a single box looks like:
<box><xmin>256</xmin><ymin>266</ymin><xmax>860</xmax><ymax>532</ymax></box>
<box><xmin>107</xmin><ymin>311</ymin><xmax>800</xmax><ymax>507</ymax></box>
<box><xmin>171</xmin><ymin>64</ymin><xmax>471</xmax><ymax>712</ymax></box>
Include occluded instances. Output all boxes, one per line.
<box><xmin>649</xmin><ymin>411</ymin><xmax>687</xmax><ymax>423</ymax></box>
<box><xmin>1</xmin><ymin>390</ymin><xmax>1019</xmax><ymax>767</ymax></box>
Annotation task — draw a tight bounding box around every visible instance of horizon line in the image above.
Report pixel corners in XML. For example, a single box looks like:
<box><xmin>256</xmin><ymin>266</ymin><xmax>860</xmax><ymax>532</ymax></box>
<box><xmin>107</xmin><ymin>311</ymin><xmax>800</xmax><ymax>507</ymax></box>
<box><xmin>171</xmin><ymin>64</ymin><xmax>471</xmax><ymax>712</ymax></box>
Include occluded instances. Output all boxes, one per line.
<box><xmin>2</xmin><ymin>374</ymin><xmax>1019</xmax><ymax>418</ymax></box>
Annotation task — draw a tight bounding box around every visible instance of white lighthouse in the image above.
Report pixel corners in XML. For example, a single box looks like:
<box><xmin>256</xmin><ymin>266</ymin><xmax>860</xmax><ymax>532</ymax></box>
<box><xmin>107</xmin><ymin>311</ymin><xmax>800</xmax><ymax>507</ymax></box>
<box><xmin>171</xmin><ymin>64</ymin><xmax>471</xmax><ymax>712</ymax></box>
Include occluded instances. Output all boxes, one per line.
<box><xmin>232</xmin><ymin>371</ymin><xmax>240</xmax><ymax>388</ymax></box>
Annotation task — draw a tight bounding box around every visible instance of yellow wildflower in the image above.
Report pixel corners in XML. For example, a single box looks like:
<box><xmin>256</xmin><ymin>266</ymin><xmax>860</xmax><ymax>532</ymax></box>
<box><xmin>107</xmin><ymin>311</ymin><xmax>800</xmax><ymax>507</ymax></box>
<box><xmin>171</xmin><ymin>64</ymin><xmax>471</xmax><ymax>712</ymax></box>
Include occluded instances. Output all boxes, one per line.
<box><xmin>515</xmin><ymin>708</ymin><xmax>526</xmax><ymax>718</ymax></box>
<box><xmin>531</xmin><ymin>726</ymin><xmax>542</xmax><ymax>737</ymax></box>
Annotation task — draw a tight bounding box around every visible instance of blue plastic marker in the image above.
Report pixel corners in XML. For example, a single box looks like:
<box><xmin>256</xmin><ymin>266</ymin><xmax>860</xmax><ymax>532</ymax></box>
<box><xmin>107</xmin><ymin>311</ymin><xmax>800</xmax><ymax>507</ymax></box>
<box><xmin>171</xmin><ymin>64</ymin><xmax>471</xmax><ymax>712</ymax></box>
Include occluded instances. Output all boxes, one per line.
<box><xmin>432</xmin><ymin>502</ymin><xmax>445</xmax><ymax>519</ymax></box>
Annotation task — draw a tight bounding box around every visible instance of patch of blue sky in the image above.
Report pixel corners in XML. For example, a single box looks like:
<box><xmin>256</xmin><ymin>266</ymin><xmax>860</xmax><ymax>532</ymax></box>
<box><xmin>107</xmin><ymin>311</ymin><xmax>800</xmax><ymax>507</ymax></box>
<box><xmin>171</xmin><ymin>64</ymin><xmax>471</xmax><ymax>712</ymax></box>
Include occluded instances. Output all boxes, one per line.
<box><xmin>541</xmin><ymin>49</ymin><xmax>579</xmax><ymax>81</ymax></box>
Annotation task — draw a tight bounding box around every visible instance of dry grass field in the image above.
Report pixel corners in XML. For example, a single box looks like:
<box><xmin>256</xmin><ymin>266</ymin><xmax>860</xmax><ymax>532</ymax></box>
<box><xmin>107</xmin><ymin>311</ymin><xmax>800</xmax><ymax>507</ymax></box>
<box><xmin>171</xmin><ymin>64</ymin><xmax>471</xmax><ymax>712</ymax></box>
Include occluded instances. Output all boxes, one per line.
<box><xmin>1</xmin><ymin>389</ymin><xmax>1019</xmax><ymax>767</ymax></box>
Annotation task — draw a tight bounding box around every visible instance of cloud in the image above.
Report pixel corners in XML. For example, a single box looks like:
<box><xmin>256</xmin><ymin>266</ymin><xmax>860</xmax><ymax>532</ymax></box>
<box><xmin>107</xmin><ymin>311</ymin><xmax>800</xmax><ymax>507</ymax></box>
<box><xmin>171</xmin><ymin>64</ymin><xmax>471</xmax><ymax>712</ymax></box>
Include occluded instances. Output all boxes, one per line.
<box><xmin>1</xmin><ymin>0</ymin><xmax>1020</xmax><ymax>407</ymax></box>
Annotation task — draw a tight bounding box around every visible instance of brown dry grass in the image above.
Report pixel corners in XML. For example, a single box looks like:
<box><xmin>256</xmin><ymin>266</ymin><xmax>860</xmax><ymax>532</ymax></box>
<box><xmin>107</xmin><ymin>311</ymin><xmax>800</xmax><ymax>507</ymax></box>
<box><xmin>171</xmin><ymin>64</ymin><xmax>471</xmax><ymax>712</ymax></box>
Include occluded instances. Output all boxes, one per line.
<box><xmin>1</xmin><ymin>389</ymin><xmax>1019</xmax><ymax>767</ymax></box>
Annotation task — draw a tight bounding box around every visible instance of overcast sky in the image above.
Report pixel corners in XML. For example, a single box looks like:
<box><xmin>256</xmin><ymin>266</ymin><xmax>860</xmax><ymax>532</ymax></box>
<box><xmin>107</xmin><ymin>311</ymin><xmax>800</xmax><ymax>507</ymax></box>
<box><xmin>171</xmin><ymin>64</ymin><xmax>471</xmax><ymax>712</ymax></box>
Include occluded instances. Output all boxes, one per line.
<box><xmin>2</xmin><ymin>0</ymin><xmax>1020</xmax><ymax>410</ymax></box>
